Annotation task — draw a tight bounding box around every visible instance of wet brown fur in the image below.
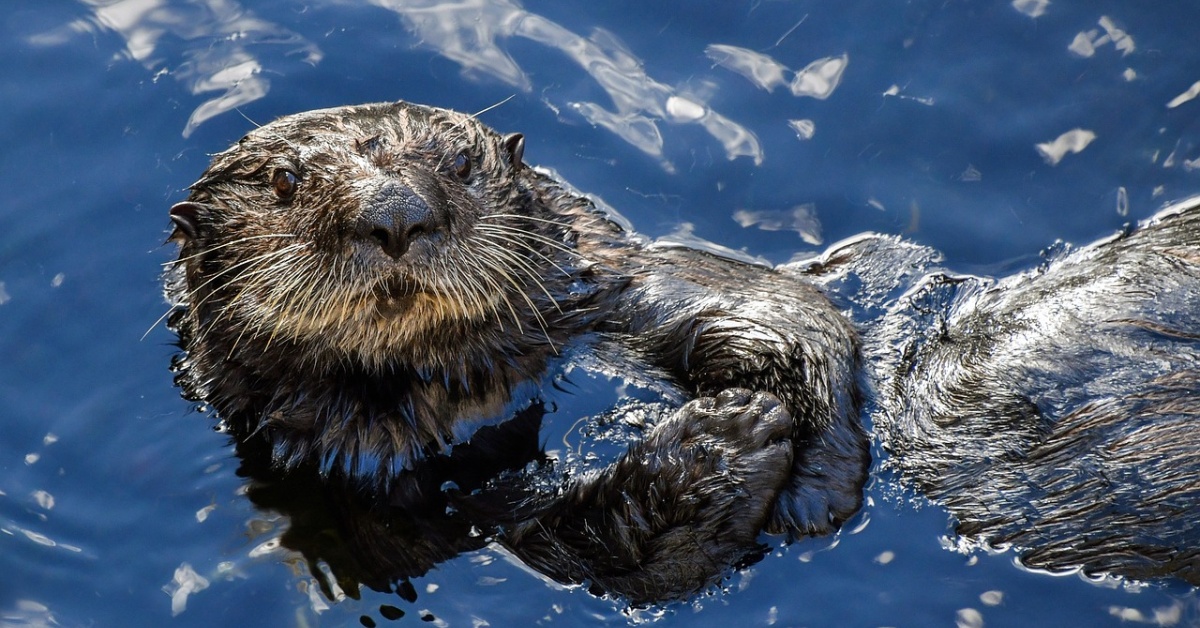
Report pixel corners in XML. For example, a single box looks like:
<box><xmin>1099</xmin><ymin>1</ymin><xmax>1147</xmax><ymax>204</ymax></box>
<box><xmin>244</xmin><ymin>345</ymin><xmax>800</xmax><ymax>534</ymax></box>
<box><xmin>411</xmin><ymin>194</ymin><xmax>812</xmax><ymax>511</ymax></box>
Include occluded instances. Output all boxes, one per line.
<box><xmin>166</xmin><ymin>99</ymin><xmax>1200</xmax><ymax>599</ymax></box>
<box><xmin>166</xmin><ymin>101</ymin><xmax>868</xmax><ymax>601</ymax></box>
<box><xmin>868</xmin><ymin>200</ymin><xmax>1200</xmax><ymax>585</ymax></box>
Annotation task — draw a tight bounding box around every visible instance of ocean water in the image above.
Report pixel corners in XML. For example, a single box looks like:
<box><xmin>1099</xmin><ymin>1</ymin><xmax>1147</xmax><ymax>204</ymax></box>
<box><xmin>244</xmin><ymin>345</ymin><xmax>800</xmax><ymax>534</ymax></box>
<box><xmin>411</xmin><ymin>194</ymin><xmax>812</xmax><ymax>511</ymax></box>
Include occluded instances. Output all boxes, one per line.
<box><xmin>1</xmin><ymin>1</ymin><xmax>1198</xmax><ymax>625</ymax></box>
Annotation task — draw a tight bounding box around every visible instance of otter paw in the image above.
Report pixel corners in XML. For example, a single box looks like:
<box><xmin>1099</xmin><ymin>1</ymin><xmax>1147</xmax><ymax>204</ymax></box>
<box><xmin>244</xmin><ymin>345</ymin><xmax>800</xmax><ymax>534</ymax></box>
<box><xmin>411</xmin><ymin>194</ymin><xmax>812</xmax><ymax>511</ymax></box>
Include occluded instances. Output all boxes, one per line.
<box><xmin>633</xmin><ymin>388</ymin><xmax>795</xmax><ymax>541</ymax></box>
<box><xmin>649</xmin><ymin>387</ymin><xmax>793</xmax><ymax>453</ymax></box>
<box><xmin>507</xmin><ymin>389</ymin><xmax>797</xmax><ymax>602</ymax></box>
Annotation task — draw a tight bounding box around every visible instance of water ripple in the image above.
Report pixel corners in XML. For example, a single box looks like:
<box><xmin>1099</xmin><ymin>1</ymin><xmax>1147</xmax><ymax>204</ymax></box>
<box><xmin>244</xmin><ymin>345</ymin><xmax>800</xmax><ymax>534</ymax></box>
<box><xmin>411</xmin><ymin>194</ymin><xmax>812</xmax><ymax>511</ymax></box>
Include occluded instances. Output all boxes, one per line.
<box><xmin>29</xmin><ymin>0</ymin><xmax>322</xmax><ymax>137</ymax></box>
<box><xmin>369</xmin><ymin>0</ymin><xmax>763</xmax><ymax>166</ymax></box>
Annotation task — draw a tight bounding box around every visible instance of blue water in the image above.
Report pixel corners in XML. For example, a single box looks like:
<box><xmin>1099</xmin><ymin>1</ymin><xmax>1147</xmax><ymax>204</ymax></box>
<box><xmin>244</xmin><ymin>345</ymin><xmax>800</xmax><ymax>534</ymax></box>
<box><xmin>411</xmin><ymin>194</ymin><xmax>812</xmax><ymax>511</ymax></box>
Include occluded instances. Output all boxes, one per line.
<box><xmin>2</xmin><ymin>1</ymin><xmax>1199</xmax><ymax>625</ymax></box>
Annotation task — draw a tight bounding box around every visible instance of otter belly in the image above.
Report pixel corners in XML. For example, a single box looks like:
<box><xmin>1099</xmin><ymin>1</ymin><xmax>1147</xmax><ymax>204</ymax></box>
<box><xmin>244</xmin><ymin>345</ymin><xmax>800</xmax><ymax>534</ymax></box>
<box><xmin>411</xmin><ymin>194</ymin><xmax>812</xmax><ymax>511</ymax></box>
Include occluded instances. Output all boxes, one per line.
<box><xmin>871</xmin><ymin>195</ymin><xmax>1200</xmax><ymax>585</ymax></box>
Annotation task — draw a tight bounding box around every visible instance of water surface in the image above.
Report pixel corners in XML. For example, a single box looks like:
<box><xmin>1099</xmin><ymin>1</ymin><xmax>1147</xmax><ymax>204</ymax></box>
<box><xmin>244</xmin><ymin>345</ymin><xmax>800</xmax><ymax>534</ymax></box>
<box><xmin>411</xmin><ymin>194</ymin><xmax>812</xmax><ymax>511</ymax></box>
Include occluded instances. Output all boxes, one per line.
<box><xmin>2</xmin><ymin>1</ymin><xmax>1199</xmax><ymax>625</ymax></box>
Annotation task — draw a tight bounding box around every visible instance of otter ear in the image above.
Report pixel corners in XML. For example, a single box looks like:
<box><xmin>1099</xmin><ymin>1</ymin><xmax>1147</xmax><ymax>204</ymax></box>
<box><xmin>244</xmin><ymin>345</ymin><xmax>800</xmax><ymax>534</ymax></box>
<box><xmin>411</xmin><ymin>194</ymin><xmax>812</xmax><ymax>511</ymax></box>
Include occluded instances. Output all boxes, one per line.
<box><xmin>168</xmin><ymin>201</ymin><xmax>207</xmax><ymax>243</ymax></box>
<box><xmin>503</xmin><ymin>133</ymin><xmax>525</xmax><ymax>171</ymax></box>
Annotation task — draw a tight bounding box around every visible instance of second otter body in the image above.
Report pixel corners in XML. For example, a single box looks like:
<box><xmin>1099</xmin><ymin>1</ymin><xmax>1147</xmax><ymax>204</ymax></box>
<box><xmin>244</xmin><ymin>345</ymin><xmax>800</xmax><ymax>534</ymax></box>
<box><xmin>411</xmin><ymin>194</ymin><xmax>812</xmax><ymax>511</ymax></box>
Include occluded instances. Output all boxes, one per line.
<box><xmin>870</xmin><ymin>199</ymin><xmax>1200</xmax><ymax>583</ymax></box>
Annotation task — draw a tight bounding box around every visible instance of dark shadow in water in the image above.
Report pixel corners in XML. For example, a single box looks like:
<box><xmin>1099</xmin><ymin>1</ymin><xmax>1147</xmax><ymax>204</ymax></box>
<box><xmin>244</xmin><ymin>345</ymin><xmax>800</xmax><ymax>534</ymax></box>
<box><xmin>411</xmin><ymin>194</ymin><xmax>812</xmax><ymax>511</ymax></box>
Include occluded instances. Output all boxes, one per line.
<box><xmin>234</xmin><ymin>403</ymin><xmax>547</xmax><ymax>601</ymax></box>
<box><xmin>231</xmin><ymin>400</ymin><xmax>771</xmax><ymax>613</ymax></box>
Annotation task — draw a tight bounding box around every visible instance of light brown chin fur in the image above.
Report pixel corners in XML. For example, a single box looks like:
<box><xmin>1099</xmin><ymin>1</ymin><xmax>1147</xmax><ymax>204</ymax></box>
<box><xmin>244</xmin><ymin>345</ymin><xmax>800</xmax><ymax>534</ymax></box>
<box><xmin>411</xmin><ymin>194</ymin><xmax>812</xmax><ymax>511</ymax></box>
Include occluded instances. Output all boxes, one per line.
<box><xmin>253</xmin><ymin>287</ymin><xmax>505</xmax><ymax>369</ymax></box>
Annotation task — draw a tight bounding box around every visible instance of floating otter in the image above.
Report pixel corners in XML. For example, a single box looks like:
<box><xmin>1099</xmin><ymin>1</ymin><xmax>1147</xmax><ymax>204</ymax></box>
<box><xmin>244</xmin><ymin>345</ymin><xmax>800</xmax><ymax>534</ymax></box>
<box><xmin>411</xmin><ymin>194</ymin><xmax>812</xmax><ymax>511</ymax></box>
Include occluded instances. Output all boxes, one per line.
<box><xmin>165</xmin><ymin>100</ymin><xmax>867</xmax><ymax>602</ymax></box>
<box><xmin>165</xmin><ymin>100</ymin><xmax>1199</xmax><ymax>602</ymax></box>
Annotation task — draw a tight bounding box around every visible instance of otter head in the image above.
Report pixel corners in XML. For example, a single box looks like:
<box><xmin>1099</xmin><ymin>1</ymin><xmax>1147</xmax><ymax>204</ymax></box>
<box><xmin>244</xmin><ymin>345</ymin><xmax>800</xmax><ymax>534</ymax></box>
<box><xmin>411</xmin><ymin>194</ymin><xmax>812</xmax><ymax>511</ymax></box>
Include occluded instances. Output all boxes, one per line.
<box><xmin>167</xmin><ymin>101</ymin><xmax>561</xmax><ymax>373</ymax></box>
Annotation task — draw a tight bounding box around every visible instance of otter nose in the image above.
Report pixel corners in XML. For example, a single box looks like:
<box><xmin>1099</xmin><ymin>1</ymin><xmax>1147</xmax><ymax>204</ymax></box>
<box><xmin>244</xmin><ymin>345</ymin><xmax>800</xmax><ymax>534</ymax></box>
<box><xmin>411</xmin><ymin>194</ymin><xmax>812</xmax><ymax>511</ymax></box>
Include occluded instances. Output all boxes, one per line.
<box><xmin>355</xmin><ymin>182</ymin><xmax>436</xmax><ymax>259</ymax></box>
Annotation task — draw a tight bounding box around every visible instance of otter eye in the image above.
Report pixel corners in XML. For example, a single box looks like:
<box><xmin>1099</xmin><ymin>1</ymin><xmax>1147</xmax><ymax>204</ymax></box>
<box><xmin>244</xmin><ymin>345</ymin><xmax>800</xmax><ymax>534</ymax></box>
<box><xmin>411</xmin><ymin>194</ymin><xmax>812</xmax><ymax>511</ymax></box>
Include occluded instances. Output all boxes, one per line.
<box><xmin>272</xmin><ymin>169</ymin><xmax>299</xmax><ymax>201</ymax></box>
<box><xmin>452</xmin><ymin>151</ymin><xmax>471</xmax><ymax>180</ymax></box>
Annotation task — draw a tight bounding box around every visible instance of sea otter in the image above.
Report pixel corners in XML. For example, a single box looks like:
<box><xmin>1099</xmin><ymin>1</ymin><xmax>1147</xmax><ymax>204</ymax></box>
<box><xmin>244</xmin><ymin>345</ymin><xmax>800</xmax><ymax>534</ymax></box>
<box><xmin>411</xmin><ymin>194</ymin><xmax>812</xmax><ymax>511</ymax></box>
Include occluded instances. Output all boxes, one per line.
<box><xmin>166</xmin><ymin>100</ymin><xmax>1199</xmax><ymax>601</ymax></box>
<box><xmin>165</xmin><ymin>100</ymin><xmax>867</xmax><ymax>601</ymax></box>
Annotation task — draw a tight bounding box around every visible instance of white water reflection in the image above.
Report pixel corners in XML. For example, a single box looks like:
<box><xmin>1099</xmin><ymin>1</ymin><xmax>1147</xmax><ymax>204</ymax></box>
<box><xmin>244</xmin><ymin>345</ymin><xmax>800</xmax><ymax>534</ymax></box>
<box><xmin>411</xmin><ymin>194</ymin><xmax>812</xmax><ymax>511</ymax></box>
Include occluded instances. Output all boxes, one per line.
<box><xmin>707</xmin><ymin>45</ymin><xmax>849</xmax><ymax>101</ymax></box>
<box><xmin>30</xmin><ymin>490</ymin><xmax>55</xmax><ymax>511</ymax></box>
<box><xmin>655</xmin><ymin>223</ymin><xmax>770</xmax><ymax>267</ymax></box>
<box><xmin>665</xmin><ymin>96</ymin><xmax>706</xmax><ymax>122</ymax></box>
<box><xmin>883</xmin><ymin>84</ymin><xmax>935</xmax><ymax>106</ymax></box>
<box><xmin>1036</xmin><ymin>128</ymin><xmax>1097</xmax><ymax>165</ymax></box>
<box><xmin>733</xmin><ymin>205</ymin><xmax>823</xmax><ymax>246</ymax></box>
<box><xmin>956</xmin><ymin>607</ymin><xmax>984</xmax><ymax>628</ymax></box>
<box><xmin>5</xmin><ymin>524</ymin><xmax>83</xmax><ymax>554</ymax></box>
<box><xmin>366</xmin><ymin>0</ymin><xmax>762</xmax><ymax>166</ymax></box>
<box><xmin>1106</xmin><ymin>600</ymin><xmax>1186</xmax><ymax>626</ymax></box>
<box><xmin>1167</xmin><ymin>80</ymin><xmax>1200</xmax><ymax>109</ymax></box>
<box><xmin>706</xmin><ymin>44</ymin><xmax>790</xmax><ymax>92</ymax></box>
<box><xmin>0</xmin><ymin>600</ymin><xmax>61</xmax><ymax>628</ymax></box>
<box><xmin>788</xmin><ymin>119</ymin><xmax>815</xmax><ymax>140</ymax></box>
<box><xmin>1011</xmin><ymin>0</ymin><xmax>1050</xmax><ymax>19</ymax></box>
<box><xmin>791</xmin><ymin>54</ymin><xmax>849</xmax><ymax>99</ymax></box>
<box><xmin>164</xmin><ymin>562</ymin><xmax>210</xmax><ymax>616</ymax></box>
<box><xmin>39</xmin><ymin>0</ymin><xmax>766</xmax><ymax>164</ymax></box>
<box><xmin>1068</xmin><ymin>16</ymin><xmax>1135</xmax><ymax>58</ymax></box>
<box><xmin>30</xmin><ymin>0</ymin><xmax>322</xmax><ymax>137</ymax></box>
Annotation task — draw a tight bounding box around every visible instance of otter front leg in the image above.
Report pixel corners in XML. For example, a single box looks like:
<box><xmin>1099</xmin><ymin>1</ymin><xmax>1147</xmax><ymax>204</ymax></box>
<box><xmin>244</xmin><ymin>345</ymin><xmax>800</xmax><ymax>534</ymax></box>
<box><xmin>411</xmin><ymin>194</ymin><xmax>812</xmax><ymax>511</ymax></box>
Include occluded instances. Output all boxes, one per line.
<box><xmin>608</xmin><ymin>250</ymin><xmax>868</xmax><ymax>536</ymax></box>
<box><xmin>502</xmin><ymin>389</ymin><xmax>793</xmax><ymax>603</ymax></box>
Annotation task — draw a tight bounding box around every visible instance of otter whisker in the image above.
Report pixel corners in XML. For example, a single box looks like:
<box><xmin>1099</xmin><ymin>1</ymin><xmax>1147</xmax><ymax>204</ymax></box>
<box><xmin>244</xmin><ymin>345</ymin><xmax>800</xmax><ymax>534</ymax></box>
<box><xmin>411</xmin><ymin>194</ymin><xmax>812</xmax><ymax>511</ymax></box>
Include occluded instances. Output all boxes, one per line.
<box><xmin>476</xmin><ymin>225</ymin><xmax>574</xmax><ymax>278</ymax></box>
<box><xmin>462</xmin><ymin>254</ymin><xmax>524</xmax><ymax>335</ymax></box>
<box><xmin>141</xmin><ymin>304</ymin><xmax>183</xmax><ymax>342</ymax></box>
<box><xmin>185</xmin><ymin>246</ymin><xmax>313</xmax><ymax>349</ymax></box>
<box><xmin>476</xmin><ymin>221</ymin><xmax>571</xmax><ymax>255</ymax></box>
<box><xmin>329</xmin><ymin>254</ymin><xmax>356</xmax><ymax>328</ymax></box>
<box><xmin>191</xmin><ymin>244</ymin><xmax>311</xmax><ymax>331</ymax></box>
<box><xmin>466</xmin><ymin>95</ymin><xmax>516</xmax><ymax>122</ymax></box>
<box><xmin>223</xmin><ymin>256</ymin><xmax>320</xmax><ymax>358</ymax></box>
<box><xmin>438</xmin><ymin>261</ymin><xmax>476</xmax><ymax>327</ymax></box>
<box><xmin>474</xmin><ymin>257</ymin><xmax>528</xmax><ymax>334</ymax></box>
<box><xmin>201</xmin><ymin>245</ymin><xmax>317</xmax><ymax>352</ymax></box>
<box><xmin>473</xmin><ymin>247</ymin><xmax>556</xmax><ymax>349</ymax></box>
<box><xmin>444</xmin><ymin>256</ymin><xmax>490</xmax><ymax>324</ymax></box>
<box><xmin>166</xmin><ymin>233</ymin><xmax>298</xmax><ymax>267</ymax></box>
<box><xmin>444</xmin><ymin>256</ymin><xmax>498</xmax><ymax>331</ymax></box>
<box><xmin>476</xmin><ymin>219</ymin><xmax>572</xmax><ymax>251</ymax></box>
<box><xmin>479</xmin><ymin>213</ymin><xmax>571</xmax><ymax>229</ymax></box>
<box><xmin>465</xmin><ymin>260</ymin><xmax>509</xmax><ymax>326</ymax></box>
<box><xmin>274</xmin><ymin>253</ymin><xmax>326</xmax><ymax>321</ymax></box>
<box><xmin>230</xmin><ymin>248</ymin><xmax>314</xmax><ymax>305</ymax></box>
<box><xmin>233</xmin><ymin>107</ymin><xmax>262</xmax><ymax>129</ymax></box>
<box><xmin>473</xmin><ymin>228</ymin><xmax>568</xmax><ymax>285</ymax></box>
<box><xmin>435</xmin><ymin>255</ymin><xmax>469</xmax><ymax>322</ymax></box>
<box><xmin>474</xmin><ymin>236</ymin><xmax>564</xmax><ymax>314</ymax></box>
<box><xmin>183</xmin><ymin>243</ymin><xmax>310</xmax><ymax>313</ymax></box>
<box><xmin>257</xmin><ymin>267</ymin><xmax>328</xmax><ymax>355</ymax></box>
<box><xmin>261</xmin><ymin>254</ymin><xmax>329</xmax><ymax>353</ymax></box>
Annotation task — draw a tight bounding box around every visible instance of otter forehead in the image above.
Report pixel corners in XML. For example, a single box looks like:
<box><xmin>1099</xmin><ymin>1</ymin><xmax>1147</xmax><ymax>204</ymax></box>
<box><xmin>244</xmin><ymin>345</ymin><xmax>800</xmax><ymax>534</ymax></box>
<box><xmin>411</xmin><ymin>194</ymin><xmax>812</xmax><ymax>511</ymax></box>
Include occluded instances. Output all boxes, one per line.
<box><xmin>197</xmin><ymin>101</ymin><xmax>515</xmax><ymax>193</ymax></box>
<box><xmin>244</xmin><ymin>102</ymin><xmax>496</xmax><ymax>153</ymax></box>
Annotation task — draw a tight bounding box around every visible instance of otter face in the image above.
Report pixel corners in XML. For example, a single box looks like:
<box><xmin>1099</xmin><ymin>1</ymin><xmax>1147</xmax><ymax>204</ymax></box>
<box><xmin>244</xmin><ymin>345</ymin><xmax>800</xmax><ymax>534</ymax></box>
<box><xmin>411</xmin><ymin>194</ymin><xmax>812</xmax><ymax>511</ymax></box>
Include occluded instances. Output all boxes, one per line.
<box><xmin>168</xmin><ymin>101</ymin><xmax>552</xmax><ymax>370</ymax></box>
